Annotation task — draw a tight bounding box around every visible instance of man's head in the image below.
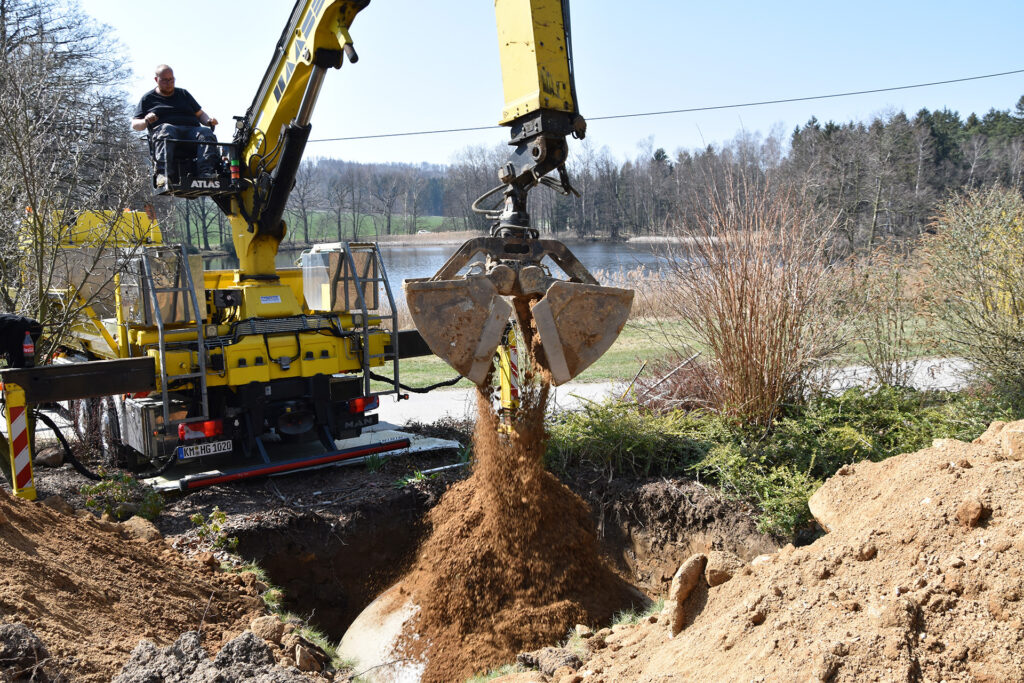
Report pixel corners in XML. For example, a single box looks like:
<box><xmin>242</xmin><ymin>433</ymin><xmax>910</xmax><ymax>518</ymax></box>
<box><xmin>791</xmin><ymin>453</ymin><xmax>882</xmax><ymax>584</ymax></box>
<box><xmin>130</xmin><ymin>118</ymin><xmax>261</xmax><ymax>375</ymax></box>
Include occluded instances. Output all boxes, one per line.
<box><xmin>154</xmin><ymin>65</ymin><xmax>175</xmax><ymax>96</ymax></box>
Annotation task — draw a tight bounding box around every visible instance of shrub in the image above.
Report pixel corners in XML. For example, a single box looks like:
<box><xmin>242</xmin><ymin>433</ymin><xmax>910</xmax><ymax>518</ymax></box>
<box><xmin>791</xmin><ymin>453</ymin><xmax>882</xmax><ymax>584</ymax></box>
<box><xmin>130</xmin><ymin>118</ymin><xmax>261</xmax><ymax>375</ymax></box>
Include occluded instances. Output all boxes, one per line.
<box><xmin>661</xmin><ymin>169</ymin><xmax>851</xmax><ymax>426</ymax></box>
<box><xmin>764</xmin><ymin>386</ymin><xmax>1013</xmax><ymax>479</ymax></box>
<box><xmin>189</xmin><ymin>506</ymin><xmax>238</xmax><ymax>551</ymax></box>
<box><xmin>549</xmin><ymin>389</ymin><xmax>1014</xmax><ymax>537</ymax></box>
<box><xmin>927</xmin><ymin>186</ymin><xmax>1024</xmax><ymax>397</ymax></box>
<box><xmin>80</xmin><ymin>471</ymin><xmax>163</xmax><ymax>520</ymax></box>
<box><xmin>546</xmin><ymin>400</ymin><xmax>731</xmax><ymax>476</ymax></box>
<box><xmin>849</xmin><ymin>245</ymin><xmax>931</xmax><ymax>387</ymax></box>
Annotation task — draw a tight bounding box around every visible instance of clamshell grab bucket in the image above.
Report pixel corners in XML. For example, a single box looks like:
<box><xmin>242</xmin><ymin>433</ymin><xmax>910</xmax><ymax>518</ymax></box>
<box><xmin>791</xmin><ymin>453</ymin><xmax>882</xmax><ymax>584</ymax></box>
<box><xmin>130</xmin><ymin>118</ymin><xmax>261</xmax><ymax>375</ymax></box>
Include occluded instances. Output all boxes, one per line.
<box><xmin>405</xmin><ymin>275</ymin><xmax>513</xmax><ymax>385</ymax></box>
<box><xmin>529</xmin><ymin>281</ymin><xmax>634</xmax><ymax>385</ymax></box>
<box><xmin>406</xmin><ymin>274</ymin><xmax>633</xmax><ymax>387</ymax></box>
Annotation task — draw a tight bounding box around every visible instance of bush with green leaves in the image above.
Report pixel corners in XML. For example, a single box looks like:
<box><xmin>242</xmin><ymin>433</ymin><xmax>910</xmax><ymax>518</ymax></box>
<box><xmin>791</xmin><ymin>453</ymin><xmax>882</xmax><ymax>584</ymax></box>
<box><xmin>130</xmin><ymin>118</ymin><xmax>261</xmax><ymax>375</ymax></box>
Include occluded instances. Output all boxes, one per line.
<box><xmin>763</xmin><ymin>386</ymin><xmax>1014</xmax><ymax>478</ymax></box>
<box><xmin>546</xmin><ymin>400</ymin><xmax>731</xmax><ymax>477</ymax></box>
<box><xmin>547</xmin><ymin>387</ymin><xmax>1016</xmax><ymax>536</ymax></box>
<box><xmin>189</xmin><ymin>506</ymin><xmax>238</xmax><ymax>551</ymax></box>
<box><xmin>80</xmin><ymin>471</ymin><xmax>163</xmax><ymax>520</ymax></box>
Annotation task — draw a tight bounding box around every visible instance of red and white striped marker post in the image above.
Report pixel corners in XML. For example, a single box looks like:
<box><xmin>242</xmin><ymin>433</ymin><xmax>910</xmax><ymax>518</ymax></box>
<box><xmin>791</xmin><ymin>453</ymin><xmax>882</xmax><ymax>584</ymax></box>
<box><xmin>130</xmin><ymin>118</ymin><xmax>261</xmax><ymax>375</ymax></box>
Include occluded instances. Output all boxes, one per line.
<box><xmin>2</xmin><ymin>381</ymin><xmax>36</xmax><ymax>501</ymax></box>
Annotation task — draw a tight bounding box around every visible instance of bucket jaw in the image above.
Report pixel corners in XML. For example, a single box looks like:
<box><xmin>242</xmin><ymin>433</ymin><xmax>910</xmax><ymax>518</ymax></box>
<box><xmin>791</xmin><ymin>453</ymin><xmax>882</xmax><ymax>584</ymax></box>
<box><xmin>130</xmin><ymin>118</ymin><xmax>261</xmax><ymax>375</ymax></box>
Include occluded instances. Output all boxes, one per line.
<box><xmin>527</xmin><ymin>281</ymin><xmax>633</xmax><ymax>385</ymax></box>
<box><xmin>405</xmin><ymin>236</ymin><xmax>633</xmax><ymax>387</ymax></box>
<box><xmin>404</xmin><ymin>275</ymin><xmax>512</xmax><ymax>385</ymax></box>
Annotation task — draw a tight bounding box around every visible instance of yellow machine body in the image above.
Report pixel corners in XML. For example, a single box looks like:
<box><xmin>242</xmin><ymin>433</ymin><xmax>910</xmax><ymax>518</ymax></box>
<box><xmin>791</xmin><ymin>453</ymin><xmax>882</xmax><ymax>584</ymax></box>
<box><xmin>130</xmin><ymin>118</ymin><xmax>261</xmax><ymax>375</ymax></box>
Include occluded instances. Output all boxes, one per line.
<box><xmin>229</xmin><ymin>0</ymin><xmax>368</xmax><ymax>285</ymax></box>
<box><xmin>495</xmin><ymin>0</ymin><xmax>578</xmax><ymax>124</ymax></box>
<box><xmin>54</xmin><ymin>210</ymin><xmax>163</xmax><ymax>247</ymax></box>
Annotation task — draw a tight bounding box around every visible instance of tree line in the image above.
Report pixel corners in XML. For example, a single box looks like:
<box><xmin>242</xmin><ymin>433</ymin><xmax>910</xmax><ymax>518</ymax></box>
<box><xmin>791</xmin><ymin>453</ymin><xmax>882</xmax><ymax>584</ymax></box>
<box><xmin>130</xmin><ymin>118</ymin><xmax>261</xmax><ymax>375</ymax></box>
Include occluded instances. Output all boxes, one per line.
<box><xmin>4</xmin><ymin>0</ymin><xmax>1023</xmax><ymax>265</ymax></box>
<box><xmin>173</xmin><ymin>96</ymin><xmax>1024</xmax><ymax>255</ymax></box>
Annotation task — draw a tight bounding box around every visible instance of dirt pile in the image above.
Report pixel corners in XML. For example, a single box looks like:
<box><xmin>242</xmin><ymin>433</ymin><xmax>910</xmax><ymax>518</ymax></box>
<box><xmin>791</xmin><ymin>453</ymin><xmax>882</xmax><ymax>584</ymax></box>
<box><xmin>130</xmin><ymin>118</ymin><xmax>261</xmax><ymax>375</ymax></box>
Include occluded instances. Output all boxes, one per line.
<box><xmin>395</xmin><ymin>384</ymin><xmax>641</xmax><ymax>682</ymax></box>
<box><xmin>0</xmin><ymin>489</ymin><xmax>269</xmax><ymax>681</ymax></box>
<box><xmin>528</xmin><ymin>420</ymin><xmax>1024</xmax><ymax>682</ymax></box>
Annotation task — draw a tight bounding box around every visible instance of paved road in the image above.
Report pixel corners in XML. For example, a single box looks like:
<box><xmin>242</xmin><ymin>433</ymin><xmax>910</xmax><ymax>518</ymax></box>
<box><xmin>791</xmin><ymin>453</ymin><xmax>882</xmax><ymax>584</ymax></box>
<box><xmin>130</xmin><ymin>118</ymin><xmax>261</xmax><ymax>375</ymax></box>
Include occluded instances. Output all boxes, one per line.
<box><xmin>376</xmin><ymin>381</ymin><xmax>622</xmax><ymax>426</ymax></box>
<box><xmin>377</xmin><ymin>357</ymin><xmax>972</xmax><ymax>427</ymax></box>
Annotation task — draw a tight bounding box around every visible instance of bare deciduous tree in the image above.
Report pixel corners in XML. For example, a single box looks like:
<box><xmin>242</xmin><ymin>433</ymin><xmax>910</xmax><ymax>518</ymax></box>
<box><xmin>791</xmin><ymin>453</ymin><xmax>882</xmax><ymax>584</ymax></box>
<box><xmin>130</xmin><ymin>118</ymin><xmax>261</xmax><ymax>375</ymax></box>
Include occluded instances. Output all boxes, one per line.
<box><xmin>0</xmin><ymin>0</ymin><xmax>149</xmax><ymax>354</ymax></box>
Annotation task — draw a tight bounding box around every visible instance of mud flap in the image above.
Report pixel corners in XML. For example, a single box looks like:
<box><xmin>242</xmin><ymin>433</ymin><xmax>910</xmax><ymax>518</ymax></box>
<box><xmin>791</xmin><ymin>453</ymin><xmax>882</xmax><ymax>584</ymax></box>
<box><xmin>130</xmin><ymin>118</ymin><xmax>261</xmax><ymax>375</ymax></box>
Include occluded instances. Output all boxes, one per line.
<box><xmin>529</xmin><ymin>281</ymin><xmax>634</xmax><ymax>385</ymax></box>
<box><xmin>405</xmin><ymin>276</ymin><xmax>513</xmax><ymax>385</ymax></box>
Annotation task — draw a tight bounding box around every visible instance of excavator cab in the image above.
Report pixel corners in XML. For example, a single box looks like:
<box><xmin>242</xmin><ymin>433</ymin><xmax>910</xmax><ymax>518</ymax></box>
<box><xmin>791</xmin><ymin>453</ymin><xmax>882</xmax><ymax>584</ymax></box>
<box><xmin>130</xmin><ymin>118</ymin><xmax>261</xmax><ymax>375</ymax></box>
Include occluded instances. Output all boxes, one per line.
<box><xmin>404</xmin><ymin>0</ymin><xmax>633</xmax><ymax>386</ymax></box>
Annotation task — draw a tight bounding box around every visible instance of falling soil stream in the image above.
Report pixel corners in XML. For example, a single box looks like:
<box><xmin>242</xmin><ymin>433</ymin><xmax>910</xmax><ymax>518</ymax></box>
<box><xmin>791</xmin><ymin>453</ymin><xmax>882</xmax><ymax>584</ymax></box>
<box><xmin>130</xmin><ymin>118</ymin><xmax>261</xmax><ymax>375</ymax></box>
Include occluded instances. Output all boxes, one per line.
<box><xmin>385</xmin><ymin>381</ymin><xmax>643</xmax><ymax>682</ymax></box>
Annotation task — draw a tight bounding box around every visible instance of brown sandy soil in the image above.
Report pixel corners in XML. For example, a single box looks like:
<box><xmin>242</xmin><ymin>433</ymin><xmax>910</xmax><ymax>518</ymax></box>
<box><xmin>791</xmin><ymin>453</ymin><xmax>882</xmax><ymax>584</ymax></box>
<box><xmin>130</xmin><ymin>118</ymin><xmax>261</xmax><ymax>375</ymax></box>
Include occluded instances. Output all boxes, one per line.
<box><xmin>0</xmin><ymin>488</ymin><xmax>268</xmax><ymax>681</ymax></box>
<box><xmin>9</xmin><ymin>416</ymin><xmax>774</xmax><ymax>681</ymax></box>
<box><xmin>394</xmin><ymin>386</ymin><xmax>643</xmax><ymax>683</ymax></box>
<box><xmin>534</xmin><ymin>420</ymin><xmax>1024</xmax><ymax>683</ymax></box>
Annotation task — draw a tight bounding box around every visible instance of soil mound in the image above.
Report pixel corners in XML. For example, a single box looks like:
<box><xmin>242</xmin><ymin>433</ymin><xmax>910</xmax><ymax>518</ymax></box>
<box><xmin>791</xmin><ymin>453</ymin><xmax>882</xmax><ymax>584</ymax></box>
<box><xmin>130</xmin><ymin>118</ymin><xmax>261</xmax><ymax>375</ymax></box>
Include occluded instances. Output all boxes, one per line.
<box><xmin>555</xmin><ymin>421</ymin><xmax>1024</xmax><ymax>682</ymax></box>
<box><xmin>0</xmin><ymin>490</ymin><xmax>268</xmax><ymax>681</ymax></box>
<box><xmin>397</xmin><ymin>385</ymin><xmax>641</xmax><ymax>682</ymax></box>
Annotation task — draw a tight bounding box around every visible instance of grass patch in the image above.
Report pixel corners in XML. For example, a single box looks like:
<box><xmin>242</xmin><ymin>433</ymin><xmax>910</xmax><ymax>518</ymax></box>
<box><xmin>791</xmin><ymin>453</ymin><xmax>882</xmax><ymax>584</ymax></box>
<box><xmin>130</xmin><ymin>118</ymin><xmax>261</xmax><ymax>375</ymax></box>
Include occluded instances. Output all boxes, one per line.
<box><xmin>465</xmin><ymin>664</ymin><xmax>529</xmax><ymax>682</ymax></box>
<box><xmin>612</xmin><ymin>598</ymin><xmax>664</xmax><ymax>627</ymax></box>
<box><xmin>546</xmin><ymin>386</ymin><xmax>1018</xmax><ymax>537</ymax></box>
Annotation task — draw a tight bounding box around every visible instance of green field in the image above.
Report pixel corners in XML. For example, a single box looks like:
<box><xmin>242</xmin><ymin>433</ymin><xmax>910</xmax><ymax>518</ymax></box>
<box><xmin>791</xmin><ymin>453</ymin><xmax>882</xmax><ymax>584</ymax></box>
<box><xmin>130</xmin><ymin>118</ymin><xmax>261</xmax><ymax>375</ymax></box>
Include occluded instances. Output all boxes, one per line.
<box><xmin>372</xmin><ymin>319</ymin><xmax>684</xmax><ymax>393</ymax></box>
<box><xmin>172</xmin><ymin>210</ymin><xmax>454</xmax><ymax>248</ymax></box>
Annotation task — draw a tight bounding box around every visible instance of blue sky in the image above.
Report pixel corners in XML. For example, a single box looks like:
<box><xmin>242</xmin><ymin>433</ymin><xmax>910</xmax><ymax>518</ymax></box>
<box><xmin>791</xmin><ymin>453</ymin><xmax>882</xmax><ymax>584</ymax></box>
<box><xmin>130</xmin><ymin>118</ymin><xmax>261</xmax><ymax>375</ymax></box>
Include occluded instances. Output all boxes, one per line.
<box><xmin>82</xmin><ymin>0</ymin><xmax>1024</xmax><ymax>165</ymax></box>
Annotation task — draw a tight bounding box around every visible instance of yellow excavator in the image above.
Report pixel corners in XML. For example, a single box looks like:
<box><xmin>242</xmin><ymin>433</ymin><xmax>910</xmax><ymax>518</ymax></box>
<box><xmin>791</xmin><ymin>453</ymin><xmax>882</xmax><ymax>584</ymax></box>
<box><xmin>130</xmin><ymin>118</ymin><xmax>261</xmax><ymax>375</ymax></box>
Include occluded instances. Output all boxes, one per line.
<box><xmin>155</xmin><ymin>0</ymin><xmax>631</xmax><ymax>391</ymax></box>
<box><xmin>3</xmin><ymin>0</ymin><xmax>632</xmax><ymax>496</ymax></box>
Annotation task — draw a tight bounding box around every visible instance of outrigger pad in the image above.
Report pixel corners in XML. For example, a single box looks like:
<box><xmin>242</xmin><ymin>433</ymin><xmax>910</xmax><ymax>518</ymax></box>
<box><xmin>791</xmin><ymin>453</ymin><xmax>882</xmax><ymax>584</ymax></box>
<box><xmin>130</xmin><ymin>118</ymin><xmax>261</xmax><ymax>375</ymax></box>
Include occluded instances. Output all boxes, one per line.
<box><xmin>405</xmin><ymin>276</ymin><xmax>513</xmax><ymax>386</ymax></box>
<box><xmin>529</xmin><ymin>281</ymin><xmax>634</xmax><ymax>386</ymax></box>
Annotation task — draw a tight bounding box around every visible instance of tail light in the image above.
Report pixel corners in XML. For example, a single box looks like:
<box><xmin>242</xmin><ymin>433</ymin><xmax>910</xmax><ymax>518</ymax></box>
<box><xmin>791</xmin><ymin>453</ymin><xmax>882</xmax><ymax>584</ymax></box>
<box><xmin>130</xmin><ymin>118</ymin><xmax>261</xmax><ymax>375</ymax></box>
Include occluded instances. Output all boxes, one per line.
<box><xmin>348</xmin><ymin>396</ymin><xmax>379</xmax><ymax>414</ymax></box>
<box><xmin>178</xmin><ymin>419</ymin><xmax>224</xmax><ymax>441</ymax></box>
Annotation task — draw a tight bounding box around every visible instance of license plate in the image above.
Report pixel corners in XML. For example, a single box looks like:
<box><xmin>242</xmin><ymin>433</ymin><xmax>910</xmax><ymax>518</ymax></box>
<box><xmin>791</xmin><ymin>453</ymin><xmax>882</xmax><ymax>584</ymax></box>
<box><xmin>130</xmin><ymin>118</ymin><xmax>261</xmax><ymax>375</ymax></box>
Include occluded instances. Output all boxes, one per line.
<box><xmin>177</xmin><ymin>439</ymin><xmax>233</xmax><ymax>460</ymax></box>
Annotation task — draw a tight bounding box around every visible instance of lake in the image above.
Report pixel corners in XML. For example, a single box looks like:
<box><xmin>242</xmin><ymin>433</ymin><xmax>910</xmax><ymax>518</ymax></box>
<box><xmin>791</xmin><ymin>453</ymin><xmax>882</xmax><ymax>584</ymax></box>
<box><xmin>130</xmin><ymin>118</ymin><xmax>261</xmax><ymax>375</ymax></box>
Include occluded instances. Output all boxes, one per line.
<box><xmin>205</xmin><ymin>240</ymin><xmax>671</xmax><ymax>307</ymax></box>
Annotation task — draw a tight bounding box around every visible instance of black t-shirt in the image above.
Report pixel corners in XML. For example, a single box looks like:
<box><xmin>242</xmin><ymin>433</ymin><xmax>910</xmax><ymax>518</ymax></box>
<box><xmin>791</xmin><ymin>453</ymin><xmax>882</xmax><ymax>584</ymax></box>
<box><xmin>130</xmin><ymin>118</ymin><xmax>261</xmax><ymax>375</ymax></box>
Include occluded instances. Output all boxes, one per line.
<box><xmin>133</xmin><ymin>88</ymin><xmax>202</xmax><ymax>128</ymax></box>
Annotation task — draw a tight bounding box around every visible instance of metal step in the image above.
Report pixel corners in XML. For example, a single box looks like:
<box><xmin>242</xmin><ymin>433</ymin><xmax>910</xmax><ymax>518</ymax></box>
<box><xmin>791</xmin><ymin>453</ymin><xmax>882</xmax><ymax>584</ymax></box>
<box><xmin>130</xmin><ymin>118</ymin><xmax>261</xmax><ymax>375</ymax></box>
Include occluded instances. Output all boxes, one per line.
<box><xmin>343</xmin><ymin>242</ymin><xmax>400</xmax><ymax>398</ymax></box>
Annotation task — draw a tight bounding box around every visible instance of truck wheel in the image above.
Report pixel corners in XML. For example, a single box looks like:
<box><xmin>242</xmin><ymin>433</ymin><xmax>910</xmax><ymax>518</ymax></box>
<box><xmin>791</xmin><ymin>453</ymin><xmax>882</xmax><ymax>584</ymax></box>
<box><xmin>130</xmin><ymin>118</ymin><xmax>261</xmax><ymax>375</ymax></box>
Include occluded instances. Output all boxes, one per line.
<box><xmin>71</xmin><ymin>398</ymin><xmax>98</xmax><ymax>445</ymax></box>
<box><xmin>98</xmin><ymin>397</ymin><xmax>137</xmax><ymax>470</ymax></box>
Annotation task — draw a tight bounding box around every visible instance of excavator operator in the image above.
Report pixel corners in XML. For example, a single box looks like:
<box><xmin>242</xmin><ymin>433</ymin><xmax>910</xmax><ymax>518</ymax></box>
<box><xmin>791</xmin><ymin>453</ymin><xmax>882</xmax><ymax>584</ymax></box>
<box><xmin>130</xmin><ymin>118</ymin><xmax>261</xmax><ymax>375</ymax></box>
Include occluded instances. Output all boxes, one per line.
<box><xmin>130</xmin><ymin>64</ymin><xmax>220</xmax><ymax>187</ymax></box>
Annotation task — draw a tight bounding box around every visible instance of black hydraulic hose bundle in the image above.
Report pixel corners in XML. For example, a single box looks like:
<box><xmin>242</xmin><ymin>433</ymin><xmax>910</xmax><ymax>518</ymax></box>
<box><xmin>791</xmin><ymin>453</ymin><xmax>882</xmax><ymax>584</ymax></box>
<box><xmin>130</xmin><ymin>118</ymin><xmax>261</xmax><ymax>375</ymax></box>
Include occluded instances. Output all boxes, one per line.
<box><xmin>31</xmin><ymin>409</ymin><xmax>100</xmax><ymax>481</ymax></box>
<box><xmin>366</xmin><ymin>371</ymin><xmax>462</xmax><ymax>394</ymax></box>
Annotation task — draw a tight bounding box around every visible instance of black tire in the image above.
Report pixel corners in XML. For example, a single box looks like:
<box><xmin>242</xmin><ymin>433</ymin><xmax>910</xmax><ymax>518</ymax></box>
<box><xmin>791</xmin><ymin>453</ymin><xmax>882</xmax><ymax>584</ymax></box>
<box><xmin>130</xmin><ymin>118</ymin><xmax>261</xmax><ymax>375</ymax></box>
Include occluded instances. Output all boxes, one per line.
<box><xmin>71</xmin><ymin>398</ymin><xmax>98</xmax><ymax>444</ymax></box>
<box><xmin>98</xmin><ymin>397</ymin><xmax>132</xmax><ymax>469</ymax></box>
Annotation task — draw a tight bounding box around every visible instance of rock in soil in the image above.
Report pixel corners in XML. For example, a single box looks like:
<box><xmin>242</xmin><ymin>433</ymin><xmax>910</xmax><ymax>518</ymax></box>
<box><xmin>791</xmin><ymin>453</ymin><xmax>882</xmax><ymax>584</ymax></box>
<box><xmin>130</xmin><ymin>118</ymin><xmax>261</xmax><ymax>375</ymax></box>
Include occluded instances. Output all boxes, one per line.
<box><xmin>0</xmin><ymin>623</ymin><xmax>58</xmax><ymax>682</ymax></box>
<box><xmin>704</xmin><ymin>550</ymin><xmax>744</xmax><ymax>587</ymax></box>
<box><xmin>516</xmin><ymin>646</ymin><xmax>582</xmax><ymax>676</ymax></box>
<box><xmin>113</xmin><ymin>631</ymin><xmax>307</xmax><ymax>682</ymax></box>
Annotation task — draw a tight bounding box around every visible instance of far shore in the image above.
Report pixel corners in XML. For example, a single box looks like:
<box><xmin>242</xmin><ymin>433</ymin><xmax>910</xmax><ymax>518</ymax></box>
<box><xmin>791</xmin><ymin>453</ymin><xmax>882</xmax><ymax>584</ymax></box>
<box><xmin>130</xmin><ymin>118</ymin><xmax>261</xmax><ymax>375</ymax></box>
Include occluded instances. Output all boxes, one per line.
<box><xmin>197</xmin><ymin>231</ymin><xmax>699</xmax><ymax>256</ymax></box>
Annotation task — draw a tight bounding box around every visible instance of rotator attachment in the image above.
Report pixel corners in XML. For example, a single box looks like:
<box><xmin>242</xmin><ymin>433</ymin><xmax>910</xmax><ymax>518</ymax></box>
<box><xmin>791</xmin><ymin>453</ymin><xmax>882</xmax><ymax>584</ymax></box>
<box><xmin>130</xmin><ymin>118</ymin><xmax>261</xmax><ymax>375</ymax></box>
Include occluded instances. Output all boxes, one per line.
<box><xmin>405</xmin><ymin>235</ymin><xmax>633</xmax><ymax>386</ymax></box>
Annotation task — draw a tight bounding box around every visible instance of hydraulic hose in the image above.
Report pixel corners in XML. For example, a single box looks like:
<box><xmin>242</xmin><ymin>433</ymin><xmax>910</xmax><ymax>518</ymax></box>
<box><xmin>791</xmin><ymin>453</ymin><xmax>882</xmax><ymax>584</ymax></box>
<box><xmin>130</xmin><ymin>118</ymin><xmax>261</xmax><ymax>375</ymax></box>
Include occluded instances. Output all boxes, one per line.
<box><xmin>32</xmin><ymin>409</ymin><xmax>100</xmax><ymax>481</ymax></box>
<box><xmin>366</xmin><ymin>371</ymin><xmax>463</xmax><ymax>394</ymax></box>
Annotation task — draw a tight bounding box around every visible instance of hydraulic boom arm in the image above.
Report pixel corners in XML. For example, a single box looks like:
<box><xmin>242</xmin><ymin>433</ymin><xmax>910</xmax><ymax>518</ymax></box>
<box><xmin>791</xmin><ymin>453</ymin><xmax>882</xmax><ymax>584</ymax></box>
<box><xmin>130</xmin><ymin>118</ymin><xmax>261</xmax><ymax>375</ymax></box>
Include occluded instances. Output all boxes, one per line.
<box><xmin>228</xmin><ymin>0</ymin><xmax>368</xmax><ymax>280</ymax></box>
<box><xmin>178</xmin><ymin>0</ymin><xmax>629</xmax><ymax>385</ymax></box>
<box><xmin>405</xmin><ymin>0</ymin><xmax>633</xmax><ymax>386</ymax></box>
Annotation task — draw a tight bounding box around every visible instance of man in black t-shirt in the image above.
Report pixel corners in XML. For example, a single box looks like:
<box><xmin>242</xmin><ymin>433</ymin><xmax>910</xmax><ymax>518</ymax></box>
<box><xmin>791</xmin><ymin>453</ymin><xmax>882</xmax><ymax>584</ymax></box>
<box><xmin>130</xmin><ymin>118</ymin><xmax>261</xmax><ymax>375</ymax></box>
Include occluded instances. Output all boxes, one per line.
<box><xmin>131</xmin><ymin>64</ymin><xmax>220</xmax><ymax>186</ymax></box>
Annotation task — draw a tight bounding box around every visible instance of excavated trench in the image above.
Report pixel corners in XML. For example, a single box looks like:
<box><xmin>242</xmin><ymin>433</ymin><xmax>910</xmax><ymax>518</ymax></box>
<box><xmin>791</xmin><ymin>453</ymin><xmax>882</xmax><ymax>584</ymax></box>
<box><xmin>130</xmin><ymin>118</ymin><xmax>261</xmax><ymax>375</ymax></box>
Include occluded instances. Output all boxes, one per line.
<box><xmin>231</xmin><ymin>486</ymin><xmax>435</xmax><ymax>637</ymax></box>
<box><xmin>230</xmin><ymin>475</ymin><xmax>778</xmax><ymax>642</ymax></box>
